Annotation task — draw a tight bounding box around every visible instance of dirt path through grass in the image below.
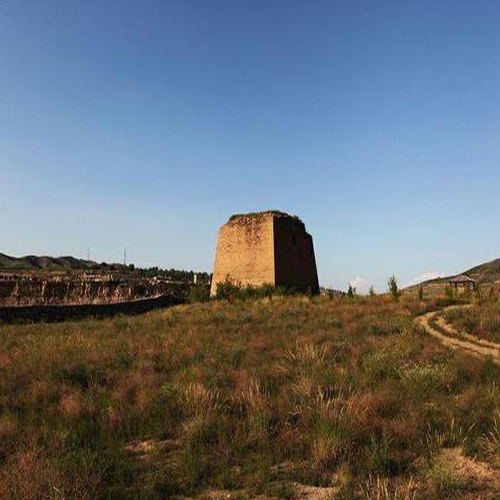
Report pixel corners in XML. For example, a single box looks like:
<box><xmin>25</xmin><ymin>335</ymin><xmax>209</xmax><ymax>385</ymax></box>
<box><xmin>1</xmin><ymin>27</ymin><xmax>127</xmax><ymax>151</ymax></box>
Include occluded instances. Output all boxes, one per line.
<box><xmin>416</xmin><ymin>305</ymin><xmax>500</xmax><ymax>363</ymax></box>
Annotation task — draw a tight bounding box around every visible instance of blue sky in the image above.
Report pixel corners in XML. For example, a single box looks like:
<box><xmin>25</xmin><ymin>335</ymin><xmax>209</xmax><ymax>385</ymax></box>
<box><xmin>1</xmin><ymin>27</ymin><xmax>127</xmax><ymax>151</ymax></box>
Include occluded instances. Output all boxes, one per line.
<box><xmin>1</xmin><ymin>1</ymin><xmax>499</xmax><ymax>291</ymax></box>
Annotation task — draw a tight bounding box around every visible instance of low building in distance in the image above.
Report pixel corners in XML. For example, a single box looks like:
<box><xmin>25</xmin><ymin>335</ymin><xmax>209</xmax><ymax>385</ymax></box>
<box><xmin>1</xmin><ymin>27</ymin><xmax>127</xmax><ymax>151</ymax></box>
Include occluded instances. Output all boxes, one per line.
<box><xmin>449</xmin><ymin>274</ymin><xmax>476</xmax><ymax>291</ymax></box>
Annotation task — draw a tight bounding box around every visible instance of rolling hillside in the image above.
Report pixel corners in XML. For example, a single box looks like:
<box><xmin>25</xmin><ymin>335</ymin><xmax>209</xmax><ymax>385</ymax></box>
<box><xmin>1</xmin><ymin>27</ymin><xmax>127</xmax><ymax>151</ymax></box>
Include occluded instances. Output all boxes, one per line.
<box><xmin>464</xmin><ymin>258</ymin><xmax>500</xmax><ymax>283</ymax></box>
<box><xmin>0</xmin><ymin>252</ymin><xmax>96</xmax><ymax>271</ymax></box>
<box><xmin>411</xmin><ymin>257</ymin><xmax>500</xmax><ymax>289</ymax></box>
<box><xmin>2</xmin><ymin>295</ymin><xmax>500</xmax><ymax>498</ymax></box>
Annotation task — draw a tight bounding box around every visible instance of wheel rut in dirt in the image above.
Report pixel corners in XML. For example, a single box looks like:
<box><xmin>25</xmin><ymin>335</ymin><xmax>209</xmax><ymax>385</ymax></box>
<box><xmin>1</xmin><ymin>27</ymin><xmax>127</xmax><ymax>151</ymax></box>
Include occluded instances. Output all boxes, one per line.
<box><xmin>416</xmin><ymin>305</ymin><xmax>500</xmax><ymax>363</ymax></box>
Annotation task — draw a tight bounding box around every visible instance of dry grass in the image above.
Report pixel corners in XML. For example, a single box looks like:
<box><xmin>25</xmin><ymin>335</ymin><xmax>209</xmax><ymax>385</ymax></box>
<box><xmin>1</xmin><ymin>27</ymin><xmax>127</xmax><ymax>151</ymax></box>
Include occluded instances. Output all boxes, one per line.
<box><xmin>444</xmin><ymin>299</ymin><xmax>500</xmax><ymax>343</ymax></box>
<box><xmin>1</xmin><ymin>295</ymin><xmax>500</xmax><ymax>498</ymax></box>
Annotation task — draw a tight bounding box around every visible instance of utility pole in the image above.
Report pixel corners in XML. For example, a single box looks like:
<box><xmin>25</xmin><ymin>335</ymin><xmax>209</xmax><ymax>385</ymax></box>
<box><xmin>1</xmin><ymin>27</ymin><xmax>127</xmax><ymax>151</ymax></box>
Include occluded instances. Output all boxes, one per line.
<box><xmin>124</xmin><ymin>249</ymin><xmax>127</xmax><ymax>267</ymax></box>
<box><xmin>87</xmin><ymin>247</ymin><xmax>90</xmax><ymax>261</ymax></box>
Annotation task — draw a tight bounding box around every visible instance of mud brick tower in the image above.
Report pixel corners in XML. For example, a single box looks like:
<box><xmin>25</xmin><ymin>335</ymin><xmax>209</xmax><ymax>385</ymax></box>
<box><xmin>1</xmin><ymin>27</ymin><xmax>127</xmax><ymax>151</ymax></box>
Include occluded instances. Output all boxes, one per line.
<box><xmin>210</xmin><ymin>211</ymin><xmax>319</xmax><ymax>296</ymax></box>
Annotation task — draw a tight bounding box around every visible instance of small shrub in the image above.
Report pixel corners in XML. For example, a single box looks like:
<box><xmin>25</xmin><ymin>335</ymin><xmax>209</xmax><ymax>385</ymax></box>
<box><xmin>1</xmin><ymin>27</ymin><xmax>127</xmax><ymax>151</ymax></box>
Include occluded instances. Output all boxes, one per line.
<box><xmin>188</xmin><ymin>285</ymin><xmax>209</xmax><ymax>303</ymax></box>
<box><xmin>435</xmin><ymin>297</ymin><xmax>459</xmax><ymax>308</ymax></box>
<box><xmin>427</xmin><ymin>461</ymin><xmax>463</xmax><ymax>495</ymax></box>
<box><xmin>399</xmin><ymin>362</ymin><xmax>446</xmax><ymax>396</ymax></box>
<box><xmin>366</xmin><ymin>430</ymin><xmax>396</xmax><ymax>475</ymax></box>
<box><xmin>215</xmin><ymin>278</ymin><xmax>293</xmax><ymax>301</ymax></box>
<box><xmin>479</xmin><ymin>411</ymin><xmax>500</xmax><ymax>455</ymax></box>
<box><xmin>215</xmin><ymin>277</ymin><xmax>242</xmax><ymax>300</ymax></box>
<box><xmin>363</xmin><ymin>351</ymin><xmax>399</xmax><ymax>383</ymax></box>
<box><xmin>388</xmin><ymin>276</ymin><xmax>400</xmax><ymax>302</ymax></box>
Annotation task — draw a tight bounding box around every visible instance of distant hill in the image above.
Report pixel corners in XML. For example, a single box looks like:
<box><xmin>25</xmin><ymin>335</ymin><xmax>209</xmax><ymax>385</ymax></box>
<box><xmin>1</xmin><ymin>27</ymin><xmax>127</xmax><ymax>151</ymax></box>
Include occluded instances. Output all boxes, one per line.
<box><xmin>463</xmin><ymin>258</ymin><xmax>500</xmax><ymax>283</ymax></box>
<box><xmin>0</xmin><ymin>253</ymin><xmax>211</xmax><ymax>284</ymax></box>
<box><xmin>411</xmin><ymin>257</ymin><xmax>500</xmax><ymax>289</ymax></box>
<box><xmin>0</xmin><ymin>252</ymin><xmax>96</xmax><ymax>271</ymax></box>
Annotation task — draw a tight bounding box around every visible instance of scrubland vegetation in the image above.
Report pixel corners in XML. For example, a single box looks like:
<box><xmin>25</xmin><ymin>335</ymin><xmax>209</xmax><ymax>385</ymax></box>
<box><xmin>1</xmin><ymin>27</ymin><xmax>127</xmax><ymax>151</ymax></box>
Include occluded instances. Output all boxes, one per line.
<box><xmin>444</xmin><ymin>296</ymin><xmax>500</xmax><ymax>343</ymax></box>
<box><xmin>1</xmin><ymin>293</ymin><xmax>500</xmax><ymax>498</ymax></box>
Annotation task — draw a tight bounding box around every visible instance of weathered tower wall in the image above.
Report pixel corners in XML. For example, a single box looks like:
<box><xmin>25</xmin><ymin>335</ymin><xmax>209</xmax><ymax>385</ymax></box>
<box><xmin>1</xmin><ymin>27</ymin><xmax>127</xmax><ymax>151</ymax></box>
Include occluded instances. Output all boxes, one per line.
<box><xmin>210</xmin><ymin>211</ymin><xmax>319</xmax><ymax>296</ymax></box>
<box><xmin>210</xmin><ymin>214</ymin><xmax>275</xmax><ymax>295</ymax></box>
<box><xmin>273</xmin><ymin>217</ymin><xmax>319</xmax><ymax>293</ymax></box>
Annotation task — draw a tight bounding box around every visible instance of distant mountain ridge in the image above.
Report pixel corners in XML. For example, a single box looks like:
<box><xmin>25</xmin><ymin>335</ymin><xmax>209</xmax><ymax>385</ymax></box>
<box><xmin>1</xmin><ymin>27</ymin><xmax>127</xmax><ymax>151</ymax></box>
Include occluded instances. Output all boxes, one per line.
<box><xmin>0</xmin><ymin>253</ymin><xmax>96</xmax><ymax>271</ymax></box>
<box><xmin>415</xmin><ymin>257</ymin><xmax>500</xmax><ymax>287</ymax></box>
<box><xmin>0</xmin><ymin>253</ymin><xmax>211</xmax><ymax>283</ymax></box>
<box><xmin>457</xmin><ymin>258</ymin><xmax>500</xmax><ymax>283</ymax></box>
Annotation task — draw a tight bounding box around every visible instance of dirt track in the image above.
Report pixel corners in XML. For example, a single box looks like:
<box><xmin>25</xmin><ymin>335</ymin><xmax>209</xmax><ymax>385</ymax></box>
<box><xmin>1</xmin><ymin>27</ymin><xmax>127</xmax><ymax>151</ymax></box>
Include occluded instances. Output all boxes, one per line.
<box><xmin>416</xmin><ymin>305</ymin><xmax>500</xmax><ymax>363</ymax></box>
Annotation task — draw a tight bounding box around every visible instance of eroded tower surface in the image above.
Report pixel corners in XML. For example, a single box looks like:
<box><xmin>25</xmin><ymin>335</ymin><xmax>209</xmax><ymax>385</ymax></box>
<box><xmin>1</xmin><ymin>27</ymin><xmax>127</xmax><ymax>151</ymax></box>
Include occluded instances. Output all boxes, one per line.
<box><xmin>210</xmin><ymin>211</ymin><xmax>319</xmax><ymax>296</ymax></box>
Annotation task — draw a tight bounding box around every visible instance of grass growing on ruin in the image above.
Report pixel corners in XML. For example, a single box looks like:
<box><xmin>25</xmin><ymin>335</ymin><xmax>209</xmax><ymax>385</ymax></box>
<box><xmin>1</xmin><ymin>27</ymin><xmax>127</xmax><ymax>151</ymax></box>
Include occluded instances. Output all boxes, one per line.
<box><xmin>1</xmin><ymin>295</ymin><xmax>500</xmax><ymax>498</ymax></box>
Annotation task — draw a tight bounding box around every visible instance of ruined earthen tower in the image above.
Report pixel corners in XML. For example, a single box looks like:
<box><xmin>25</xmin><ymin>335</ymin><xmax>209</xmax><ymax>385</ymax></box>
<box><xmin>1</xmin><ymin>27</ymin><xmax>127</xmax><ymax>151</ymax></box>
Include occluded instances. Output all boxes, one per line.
<box><xmin>210</xmin><ymin>211</ymin><xmax>319</xmax><ymax>296</ymax></box>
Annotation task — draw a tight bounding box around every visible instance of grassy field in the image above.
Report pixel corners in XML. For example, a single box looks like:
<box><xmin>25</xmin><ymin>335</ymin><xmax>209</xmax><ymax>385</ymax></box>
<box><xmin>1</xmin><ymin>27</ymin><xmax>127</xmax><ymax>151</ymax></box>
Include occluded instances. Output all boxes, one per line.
<box><xmin>1</xmin><ymin>295</ymin><xmax>500</xmax><ymax>499</ymax></box>
<box><xmin>444</xmin><ymin>300</ymin><xmax>500</xmax><ymax>343</ymax></box>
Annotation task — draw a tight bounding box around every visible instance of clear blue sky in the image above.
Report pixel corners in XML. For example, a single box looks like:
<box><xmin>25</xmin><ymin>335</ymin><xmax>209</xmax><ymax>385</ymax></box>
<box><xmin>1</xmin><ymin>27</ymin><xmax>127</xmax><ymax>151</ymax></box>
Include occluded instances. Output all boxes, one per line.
<box><xmin>1</xmin><ymin>1</ymin><xmax>499</xmax><ymax>291</ymax></box>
